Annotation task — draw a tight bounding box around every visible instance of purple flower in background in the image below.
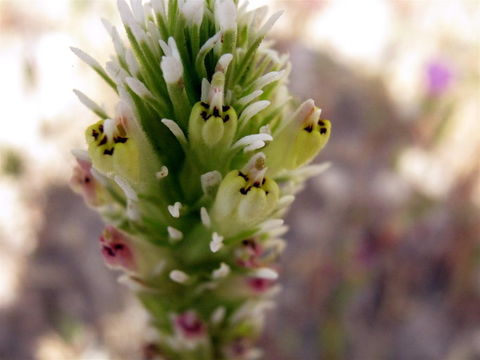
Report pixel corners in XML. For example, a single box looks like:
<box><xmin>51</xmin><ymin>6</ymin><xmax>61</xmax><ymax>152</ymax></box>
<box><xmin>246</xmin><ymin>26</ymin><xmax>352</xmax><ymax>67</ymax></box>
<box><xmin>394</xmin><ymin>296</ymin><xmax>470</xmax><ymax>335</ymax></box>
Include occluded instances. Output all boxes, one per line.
<box><xmin>425</xmin><ymin>59</ymin><xmax>454</xmax><ymax>96</ymax></box>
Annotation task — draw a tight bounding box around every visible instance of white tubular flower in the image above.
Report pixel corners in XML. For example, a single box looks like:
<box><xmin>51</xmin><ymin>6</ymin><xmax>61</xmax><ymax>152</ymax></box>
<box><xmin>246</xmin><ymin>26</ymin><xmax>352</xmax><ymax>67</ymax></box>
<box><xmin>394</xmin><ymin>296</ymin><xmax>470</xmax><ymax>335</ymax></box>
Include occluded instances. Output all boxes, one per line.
<box><xmin>160</xmin><ymin>37</ymin><xmax>184</xmax><ymax>84</ymax></box>
<box><xmin>215</xmin><ymin>0</ymin><xmax>237</xmax><ymax>31</ymax></box>
<box><xmin>126</xmin><ymin>77</ymin><xmax>153</xmax><ymax>98</ymax></box>
<box><xmin>151</xmin><ymin>0</ymin><xmax>166</xmax><ymax>17</ymax></box>
<box><xmin>73</xmin><ymin>90</ymin><xmax>108</xmax><ymax>119</ymax></box>
<box><xmin>181</xmin><ymin>0</ymin><xmax>204</xmax><ymax>26</ymax></box>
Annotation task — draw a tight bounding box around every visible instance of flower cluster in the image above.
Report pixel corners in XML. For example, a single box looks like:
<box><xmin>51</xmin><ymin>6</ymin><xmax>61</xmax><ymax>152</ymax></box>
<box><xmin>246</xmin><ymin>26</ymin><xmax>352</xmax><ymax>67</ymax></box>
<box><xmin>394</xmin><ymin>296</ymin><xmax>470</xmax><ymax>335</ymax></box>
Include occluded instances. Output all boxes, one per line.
<box><xmin>71</xmin><ymin>0</ymin><xmax>330</xmax><ymax>358</ymax></box>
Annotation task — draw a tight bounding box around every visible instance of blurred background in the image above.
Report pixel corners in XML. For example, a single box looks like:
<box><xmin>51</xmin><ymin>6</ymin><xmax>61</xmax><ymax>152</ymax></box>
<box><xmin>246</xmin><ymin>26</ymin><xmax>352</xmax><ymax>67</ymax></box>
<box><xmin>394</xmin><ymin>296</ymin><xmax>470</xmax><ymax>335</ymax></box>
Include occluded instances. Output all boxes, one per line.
<box><xmin>0</xmin><ymin>0</ymin><xmax>479</xmax><ymax>359</ymax></box>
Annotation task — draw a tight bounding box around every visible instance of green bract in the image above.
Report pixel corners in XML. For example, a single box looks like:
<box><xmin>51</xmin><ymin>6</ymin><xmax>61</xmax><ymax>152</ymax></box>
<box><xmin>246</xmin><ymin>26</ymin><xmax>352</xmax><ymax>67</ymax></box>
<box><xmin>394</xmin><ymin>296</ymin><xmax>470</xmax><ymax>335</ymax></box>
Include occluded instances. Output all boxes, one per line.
<box><xmin>71</xmin><ymin>0</ymin><xmax>331</xmax><ymax>358</ymax></box>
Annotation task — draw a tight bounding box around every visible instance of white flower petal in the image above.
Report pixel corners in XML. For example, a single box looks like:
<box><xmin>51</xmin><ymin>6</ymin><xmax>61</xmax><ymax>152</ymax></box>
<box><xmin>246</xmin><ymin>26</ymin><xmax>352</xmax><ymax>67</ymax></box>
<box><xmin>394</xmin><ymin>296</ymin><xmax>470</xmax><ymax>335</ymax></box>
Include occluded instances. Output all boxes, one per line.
<box><xmin>70</xmin><ymin>47</ymin><xmax>102</xmax><ymax>69</ymax></box>
<box><xmin>239</xmin><ymin>100</ymin><xmax>270</xmax><ymax>123</ymax></box>
<box><xmin>200</xmin><ymin>207</ymin><xmax>211</xmax><ymax>227</ymax></box>
<box><xmin>212</xmin><ymin>262</ymin><xmax>230</xmax><ymax>279</ymax></box>
<box><xmin>73</xmin><ymin>89</ymin><xmax>108</xmax><ymax>118</ymax></box>
<box><xmin>126</xmin><ymin>77</ymin><xmax>153</xmax><ymax>98</ymax></box>
<box><xmin>209</xmin><ymin>232</ymin><xmax>224</xmax><ymax>253</ymax></box>
<box><xmin>156</xmin><ymin>166</ymin><xmax>169</xmax><ymax>179</ymax></box>
<box><xmin>252</xmin><ymin>268</ymin><xmax>278</xmax><ymax>280</ymax></box>
<box><xmin>167</xmin><ymin>226</ymin><xmax>183</xmax><ymax>241</ymax></box>
<box><xmin>168</xmin><ymin>202</ymin><xmax>182</xmax><ymax>218</ymax></box>
<box><xmin>169</xmin><ymin>270</ymin><xmax>189</xmax><ymax>284</ymax></box>
<box><xmin>161</xmin><ymin>119</ymin><xmax>187</xmax><ymax>145</ymax></box>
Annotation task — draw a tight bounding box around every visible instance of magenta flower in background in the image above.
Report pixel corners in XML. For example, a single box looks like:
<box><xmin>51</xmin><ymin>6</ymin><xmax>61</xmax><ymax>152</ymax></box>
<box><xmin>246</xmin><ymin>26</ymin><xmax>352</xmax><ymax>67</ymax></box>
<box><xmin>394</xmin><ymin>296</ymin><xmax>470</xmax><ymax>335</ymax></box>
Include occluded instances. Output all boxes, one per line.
<box><xmin>425</xmin><ymin>59</ymin><xmax>454</xmax><ymax>96</ymax></box>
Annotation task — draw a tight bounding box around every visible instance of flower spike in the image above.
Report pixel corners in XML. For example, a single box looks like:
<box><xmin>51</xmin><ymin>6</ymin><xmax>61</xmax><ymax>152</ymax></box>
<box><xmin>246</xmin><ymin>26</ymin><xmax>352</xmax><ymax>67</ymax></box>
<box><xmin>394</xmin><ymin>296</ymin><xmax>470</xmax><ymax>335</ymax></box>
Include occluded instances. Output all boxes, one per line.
<box><xmin>71</xmin><ymin>0</ymin><xmax>331</xmax><ymax>357</ymax></box>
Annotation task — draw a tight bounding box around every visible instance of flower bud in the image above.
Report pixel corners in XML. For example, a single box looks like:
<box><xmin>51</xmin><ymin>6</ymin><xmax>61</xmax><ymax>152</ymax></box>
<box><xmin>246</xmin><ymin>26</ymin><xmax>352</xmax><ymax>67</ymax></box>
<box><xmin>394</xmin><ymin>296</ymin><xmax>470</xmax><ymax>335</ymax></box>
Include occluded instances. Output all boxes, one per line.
<box><xmin>85</xmin><ymin>101</ymin><xmax>159</xmax><ymax>190</ymax></box>
<box><xmin>211</xmin><ymin>153</ymin><xmax>279</xmax><ymax>236</ymax></box>
<box><xmin>188</xmin><ymin>73</ymin><xmax>238</xmax><ymax>153</ymax></box>
<box><xmin>235</xmin><ymin>238</ymin><xmax>263</xmax><ymax>268</ymax></box>
<box><xmin>99</xmin><ymin>226</ymin><xmax>136</xmax><ymax>272</ymax></box>
<box><xmin>265</xmin><ymin>99</ymin><xmax>331</xmax><ymax>174</ymax></box>
<box><xmin>70</xmin><ymin>150</ymin><xmax>109</xmax><ymax>207</ymax></box>
<box><xmin>174</xmin><ymin>311</ymin><xmax>206</xmax><ymax>339</ymax></box>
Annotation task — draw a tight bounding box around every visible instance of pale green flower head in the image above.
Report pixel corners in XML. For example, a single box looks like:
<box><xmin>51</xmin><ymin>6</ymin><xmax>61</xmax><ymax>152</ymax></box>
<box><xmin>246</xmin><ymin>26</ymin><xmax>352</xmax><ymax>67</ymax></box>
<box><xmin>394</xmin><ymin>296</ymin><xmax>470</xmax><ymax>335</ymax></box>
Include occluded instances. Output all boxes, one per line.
<box><xmin>71</xmin><ymin>0</ymin><xmax>331</xmax><ymax>357</ymax></box>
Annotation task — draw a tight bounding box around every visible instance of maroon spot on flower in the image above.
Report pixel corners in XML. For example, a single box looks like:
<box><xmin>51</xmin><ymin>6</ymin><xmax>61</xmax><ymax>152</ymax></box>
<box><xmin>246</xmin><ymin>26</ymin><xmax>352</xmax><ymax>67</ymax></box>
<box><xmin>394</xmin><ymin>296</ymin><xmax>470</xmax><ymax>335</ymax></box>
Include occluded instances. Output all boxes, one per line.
<box><xmin>175</xmin><ymin>311</ymin><xmax>205</xmax><ymax>338</ymax></box>
<box><xmin>236</xmin><ymin>239</ymin><xmax>262</xmax><ymax>268</ymax></box>
<box><xmin>99</xmin><ymin>226</ymin><xmax>136</xmax><ymax>271</ymax></box>
<box><xmin>247</xmin><ymin>277</ymin><xmax>274</xmax><ymax>293</ymax></box>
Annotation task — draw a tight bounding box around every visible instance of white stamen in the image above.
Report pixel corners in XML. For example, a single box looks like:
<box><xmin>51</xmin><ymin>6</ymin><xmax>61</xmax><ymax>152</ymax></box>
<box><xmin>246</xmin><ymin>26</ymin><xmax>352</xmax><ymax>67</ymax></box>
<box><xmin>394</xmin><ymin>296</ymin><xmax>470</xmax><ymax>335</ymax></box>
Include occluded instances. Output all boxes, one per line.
<box><xmin>169</xmin><ymin>270</ymin><xmax>189</xmax><ymax>284</ymax></box>
<box><xmin>70</xmin><ymin>47</ymin><xmax>102</xmax><ymax>69</ymax></box>
<box><xmin>115</xmin><ymin>99</ymin><xmax>135</xmax><ymax>124</ymax></box>
<box><xmin>130</xmin><ymin>0</ymin><xmax>145</xmax><ymax>24</ymax></box>
<box><xmin>131</xmin><ymin>22</ymin><xmax>147</xmax><ymax>42</ymax></box>
<box><xmin>160</xmin><ymin>38</ymin><xmax>183</xmax><ymax>84</ymax></box>
<box><xmin>259</xmin><ymin>125</ymin><xmax>271</xmax><ymax>134</ymax></box>
<box><xmin>127</xmin><ymin>202</ymin><xmax>140</xmax><ymax>220</ymax></box>
<box><xmin>232</xmin><ymin>133</ymin><xmax>273</xmax><ymax>150</ymax></box>
<box><xmin>264</xmin><ymin>238</ymin><xmax>286</xmax><ymax>255</ymax></box>
<box><xmin>106</xmin><ymin>60</ymin><xmax>128</xmax><ymax>84</ymax></box>
<box><xmin>278</xmin><ymin>195</ymin><xmax>295</xmax><ymax>208</ymax></box>
<box><xmin>118</xmin><ymin>274</ymin><xmax>149</xmax><ymax>291</ymax></box>
<box><xmin>101</xmin><ymin>18</ymin><xmax>125</xmax><ymax>58</ymax></box>
<box><xmin>90</xmin><ymin>168</ymin><xmax>108</xmax><ymax>185</ymax></box>
<box><xmin>237</xmin><ymin>90</ymin><xmax>263</xmax><ymax>107</ymax></box>
<box><xmin>260</xmin><ymin>219</ymin><xmax>284</xmax><ymax>232</ymax></box>
<box><xmin>244</xmin><ymin>140</ymin><xmax>266</xmax><ymax>152</ymax></box>
<box><xmin>201</xmin><ymin>79</ymin><xmax>210</xmax><ymax>102</ymax></box>
<box><xmin>268</xmin><ymin>225</ymin><xmax>288</xmax><ymax>237</ymax></box>
<box><xmin>197</xmin><ymin>32</ymin><xmax>221</xmax><ymax>57</ymax></box>
<box><xmin>156</xmin><ymin>166</ymin><xmax>169</xmax><ymax>179</ymax></box>
<box><xmin>161</xmin><ymin>56</ymin><xmax>183</xmax><ymax>84</ymax></box>
<box><xmin>210</xmin><ymin>232</ymin><xmax>224</xmax><ymax>253</ymax></box>
<box><xmin>253</xmin><ymin>70</ymin><xmax>285</xmax><ymax>90</ymax></box>
<box><xmin>71</xmin><ymin>149</ymin><xmax>90</xmax><ymax>162</ymax></box>
<box><xmin>158</xmin><ymin>39</ymin><xmax>170</xmax><ymax>55</ymax></box>
<box><xmin>200</xmin><ymin>207</ymin><xmax>211</xmax><ymax>227</ymax></box>
<box><xmin>152</xmin><ymin>260</ymin><xmax>167</xmax><ymax>276</ymax></box>
<box><xmin>125</xmin><ymin>49</ymin><xmax>139</xmax><ymax>75</ymax></box>
<box><xmin>216</xmin><ymin>53</ymin><xmax>233</xmax><ymax>73</ymax></box>
<box><xmin>114</xmin><ymin>176</ymin><xmax>138</xmax><ymax>201</ymax></box>
<box><xmin>167</xmin><ymin>226</ymin><xmax>183</xmax><ymax>241</ymax></box>
<box><xmin>201</xmin><ymin>171</ymin><xmax>222</xmax><ymax>194</ymax></box>
<box><xmin>215</xmin><ymin>0</ymin><xmax>237</xmax><ymax>31</ymax></box>
<box><xmin>151</xmin><ymin>0</ymin><xmax>166</xmax><ymax>16</ymax></box>
<box><xmin>117</xmin><ymin>0</ymin><xmax>136</xmax><ymax>28</ymax></box>
<box><xmin>168</xmin><ymin>202</ymin><xmax>182</xmax><ymax>218</ymax></box>
<box><xmin>73</xmin><ymin>89</ymin><xmax>107</xmax><ymax>118</ymax></box>
<box><xmin>181</xmin><ymin>0</ymin><xmax>204</xmax><ymax>26</ymax></box>
<box><xmin>210</xmin><ymin>307</ymin><xmax>226</xmax><ymax>325</ymax></box>
<box><xmin>294</xmin><ymin>99</ymin><xmax>315</xmax><ymax>124</ymax></box>
<box><xmin>294</xmin><ymin>162</ymin><xmax>331</xmax><ymax>178</ymax></box>
<box><xmin>239</xmin><ymin>100</ymin><xmax>270</xmax><ymax>123</ymax></box>
<box><xmin>258</xmin><ymin>10</ymin><xmax>283</xmax><ymax>37</ymax></box>
<box><xmin>253</xmin><ymin>268</ymin><xmax>278</xmax><ymax>280</ymax></box>
<box><xmin>103</xmin><ymin>119</ymin><xmax>116</xmax><ymax>140</ymax></box>
<box><xmin>161</xmin><ymin>119</ymin><xmax>187</xmax><ymax>145</ymax></box>
<box><xmin>126</xmin><ymin>77</ymin><xmax>153</xmax><ymax>98</ymax></box>
<box><xmin>212</xmin><ymin>262</ymin><xmax>230</xmax><ymax>279</ymax></box>
<box><xmin>147</xmin><ymin>20</ymin><xmax>161</xmax><ymax>44</ymax></box>
<box><xmin>243</xmin><ymin>152</ymin><xmax>267</xmax><ymax>184</ymax></box>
